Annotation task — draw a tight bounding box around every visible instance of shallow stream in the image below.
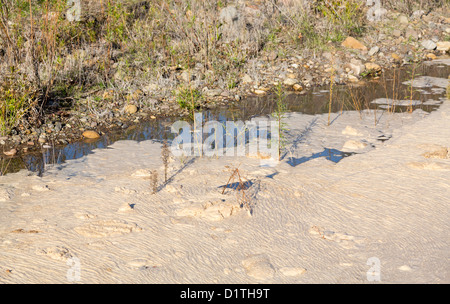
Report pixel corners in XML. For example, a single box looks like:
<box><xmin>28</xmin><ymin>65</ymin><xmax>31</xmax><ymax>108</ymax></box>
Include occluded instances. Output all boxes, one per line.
<box><xmin>1</xmin><ymin>59</ymin><xmax>449</xmax><ymax>176</ymax></box>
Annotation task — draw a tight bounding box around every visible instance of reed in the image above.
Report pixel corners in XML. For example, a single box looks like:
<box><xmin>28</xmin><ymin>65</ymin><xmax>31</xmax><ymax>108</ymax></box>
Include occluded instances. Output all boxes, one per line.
<box><xmin>161</xmin><ymin>139</ymin><xmax>170</xmax><ymax>183</ymax></box>
<box><xmin>221</xmin><ymin>165</ymin><xmax>251</xmax><ymax>211</ymax></box>
<box><xmin>272</xmin><ymin>83</ymin><xmax>288</xmax><ymax>161</ymax></box>
<box><xmin>150</xmin><ymin>169</ymin><xmax>158</xmax><ymax>194</ymax></box>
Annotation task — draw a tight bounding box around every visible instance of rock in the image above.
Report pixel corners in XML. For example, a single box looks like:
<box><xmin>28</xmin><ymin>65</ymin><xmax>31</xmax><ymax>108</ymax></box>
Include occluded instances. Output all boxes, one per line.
<box><xmin>3</xmin><ymin>149</ymin><xmax>17</xmax><ymax>156</ymax></box>
<box><xmin>405</xmin><ymin>28</ymin><xmax>418</xmax><ymax>40</ymax></box>
<box><xmin>426</xmin><ymin>53</ymin><xmax>437</xmax><ymax>60</ymax></box>
<box><xmin>242</xmin><ymin>74</ymin><xmax>253</xmax><ymax>84</ymax></box>
<box><xmin>242</xmin><ymin>255</ymin><xmax>275</xmax><ymax>281</ymax></box>
<box><xmin>398</xmin><ymin>15</ymin><xmax>409</xmax><ymax>24</ymax></box>
<box><xmin>422</xmin><ymin>146</ymin><xmax>449</xmax><ymax>159</ymax></box>
<box><xmin>365</xmin><ymin>62</ymin><xmax>381</xmax><ymax>71</ymax></box>
<box><xmin>254</xmin><ymin>89</ymin><xmax>266</xmax><ymax>95</ymax></box>
<box><xmin>341</xmin><ymin>37</ymin><xmax>367</xmax><ymax>51</ymax></box>
<box><xmin>293</xmin><ymin>84</ymin><xmax>303</xmax><ymax>91</ymax></box>
<box><xmin>398</xmin><ymin>265</ymin><xmax>412</xmax><ymax>272</ymax></box>
<box><xmin>286</xmin><ymin>73</ymin><xmax>296</xmax><ymax>79</ymax></box>
<box><xmin>302</xmin><ymin>73</ymin><xmax>313</xmax><ymax>84</ymax></box>
<box><xmin>205</xmin><ymin>88</ymin><xmax>222</xmax><ymax>97</ymax></box>
<box><xmin>411</xmin><ymin>10</ymin><xmax>425</xmax><ymax>20</ymax></box>
<box><xmin>421</xmin><ymin>40</ymin><xmax>437</xmax><ymax>50</ymax></box>
<box><xmin>347</xmin><ymin>59</ymin><xmax>365</xmax><ymax>75</ymax></box>
<box><xmin>368</xmin><ymin>46</ymin><xmax>379</xmax><ymax>56</ymax></box>
<box><xmin>322</xmin><ymin>52</ymin><xmax>333</xmax><ymax>61</ymax></box>
<box><xmin>342</xmin><ymin>126</ymin><xmax>363</xmax><ymax>136</ymax></box>
<box><xmin>54</xmin><ymin>122</ymin><xmax>62</xmax><ymax>132</ymax></box>
<box><xmin>283</xmin><ymin>78</ymin><xmax>298</xmax><ymax>86</ymax></box>
<box><xmin>436</xmin><ymin>41</ymin><xmax>450</xmax><ymax>53</ymax></box>
<box><xmin>343</xmin><ymin>140</ymin><xmax>367</xmax><ymax>151</ymax></box>
<box><xmin>124</xmin><ymin>104</ymin><xmax>138</xmax><ymax>114</ymax></box>
<box><xmin>391</xmin><ymin>53</ymin><xmax>402</xmax><ymax>62</ymax></box>
<box><xmin>179</xmin><ymin>71</ymin><xmax>191</xmax><ymax>82</ymax></box>
<box><xmin>347</xmin><ymin>74</ymin><xmax>359</xmax><ymax>82</ymax></box>
<box><xmin>392</xmin><ymin>29</ymin><xmax>402</xmax><ymax>37</ymax></box>
<box><xmin>82</xmin><ymin>130</ymin><xmax>100</xmax><ymax>139</ymax></box>
<box><xmin>268</xmin><ymin>51</ymin><xmax>278</xmax><ymax>61</ymax></box>
<box><xmin>36</xmin><ymin>246</ymin><xmax>72</xmax><ymax>261</ymax></box>
<box><xmin>32</xmin><ymin>184</ymin><xmax>50</xmax><ymax>192</ymax></box>
<box><xmin>118</xmin><ymin>203</ymin><xmax>134</xmax><ymax>213</ymax></box>
<box><xmin>366</xmin><ymin>6</ymin><xmax>387</xmax><ymax>22</ymax></box>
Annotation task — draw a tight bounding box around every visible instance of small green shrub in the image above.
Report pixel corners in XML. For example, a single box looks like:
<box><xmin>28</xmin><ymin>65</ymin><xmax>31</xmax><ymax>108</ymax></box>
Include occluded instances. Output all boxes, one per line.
<box><xmin>0</xmin><ymin>68</ymin><xmax>37</xmax><ymax>136</ymax></box>
<box><xmin>176</xmin><ymin>87</ymin><xmax>203</xmax><ymax>112</ymax></box>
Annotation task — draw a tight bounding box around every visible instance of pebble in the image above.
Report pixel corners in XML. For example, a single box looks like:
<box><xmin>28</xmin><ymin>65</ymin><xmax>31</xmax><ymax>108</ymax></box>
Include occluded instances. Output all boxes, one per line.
<box><xmin>54</xmin><ymin>122</ymin><xmax>62</xmax><ymax>132</ymax></box>
<box><xmin>391</xmin><ymin>53</ymin><xmax>402</xmax><ymax>62</ymax></box>
<box><xmin>3</xmin><ymin>149</ymin><xmax>17</xmax><ymax>156</ymax></box>
<box><xmin>242</xmin><ymin>74</ymin><xmax>252</xmax><ymax>84</ymax></box>
<box><xmin>436</xmin><ymin>41</ymin><xmax>450</xmax><ymax>52</ymax></box>
<box><xmin>368</xmin><ymin>46</ymin><xmax>379</xmax><ymax>56</ymax></box>
<box><xmin>82</xmin><ymin>130</ymin><xmax>100</xmax><ymax>139</ymax></box>
<box><xmin>398</xmin><ymin>15</ymin><xmax>409</xmax><ymax>24</ymax></box>
<box><xmin>365</xmin><ymin>62</ymin><xmax>381</xmax><ymax>71</ymax></box>
<box><xmin>426</xmin><ymin>53</ymin><xmax>437</xmax><ymax>60</ymax></box>
<box><xmin>283</xmin><ymin>78</ymin><xmax>298</xmax><ymax>86</ymax></box>
<box><xmin>421</xmin><ymin>40</ymin><xmax>437</xmax><ymax>50</ymax></box>
<box><xmin>124</xmin><ymin>104</ymin><xmax>138</xmax><ymax>114</ymax></box>
<box><xmin>341</xmin><ymin>37</ymin><xmax>367</xmax><ymax>51</ymax></box>
<box><xmin>393</xmin><ymin>29</ymin><xmax>402</xmax><ymax>37</ymax></box>
<box><xmin>293</xmin><ymin>84</ymin><xmax>303</xmax><ymax>91</ymax></box>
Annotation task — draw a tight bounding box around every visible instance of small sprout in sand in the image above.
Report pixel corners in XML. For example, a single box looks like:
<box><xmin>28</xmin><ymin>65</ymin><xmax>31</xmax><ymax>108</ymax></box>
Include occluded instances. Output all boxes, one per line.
<box><xmin>150</xmin><ymin>170</ymin><xmax>158</xmax><ymax>194</ymax></box>
<box><xmin>161</xmin><ymin>140</ymin><xmax>170</xmax><ymax>183</ymax></box>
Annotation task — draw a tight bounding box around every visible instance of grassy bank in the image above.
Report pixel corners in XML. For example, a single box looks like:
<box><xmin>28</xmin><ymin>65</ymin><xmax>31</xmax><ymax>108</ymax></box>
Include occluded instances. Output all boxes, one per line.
<box><xmin>0</xmin><ymin>0</ymin><xmax>448</xmax><ymax>136</ymax></box>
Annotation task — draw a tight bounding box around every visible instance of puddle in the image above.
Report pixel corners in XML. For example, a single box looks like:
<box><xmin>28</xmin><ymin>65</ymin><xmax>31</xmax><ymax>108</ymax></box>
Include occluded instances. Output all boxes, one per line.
<box><xmin>1</xmin><ymin>60</ymin><xmax>449</xmax><ymax>175</ymax></box>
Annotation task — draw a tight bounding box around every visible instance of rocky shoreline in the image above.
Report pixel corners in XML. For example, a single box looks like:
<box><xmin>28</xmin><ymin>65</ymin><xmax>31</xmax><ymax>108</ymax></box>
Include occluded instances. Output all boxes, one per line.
<box><xmin>1</xmin><ymin>5</ymin><xmax>449</xmax><ymax>161</ymax></box>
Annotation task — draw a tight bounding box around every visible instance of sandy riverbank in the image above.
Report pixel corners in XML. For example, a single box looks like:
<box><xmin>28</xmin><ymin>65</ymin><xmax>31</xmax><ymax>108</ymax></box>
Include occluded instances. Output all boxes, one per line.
<box><xmin>0</xmin><ymin>68</ymin><xmax>449</xmax><ymax>283</ymax></box>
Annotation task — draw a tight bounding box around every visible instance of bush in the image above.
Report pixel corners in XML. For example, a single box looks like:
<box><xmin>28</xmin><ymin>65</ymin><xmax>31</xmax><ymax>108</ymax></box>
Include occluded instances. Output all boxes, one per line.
<box><xmin>0</xmin><ymin>67</ymin><xmax>37</xmax><ymax>135</ymax></box>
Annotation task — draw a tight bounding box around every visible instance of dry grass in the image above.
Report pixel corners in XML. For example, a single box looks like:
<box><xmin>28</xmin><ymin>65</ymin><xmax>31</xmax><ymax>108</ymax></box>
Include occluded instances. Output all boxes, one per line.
<box><xmin>221</xmin><ymin>164</ymin><xmax>252</xmax><ymax>211</ymax></box>
<box><xmin>0</xmin><ymin>0</ymin><xmax>447</xmax><ymax>136</ymax></box>
<box><xmin>382</xmin><ymin>0</ymin><xmax>448</xmax><ymax>15</ymax></box>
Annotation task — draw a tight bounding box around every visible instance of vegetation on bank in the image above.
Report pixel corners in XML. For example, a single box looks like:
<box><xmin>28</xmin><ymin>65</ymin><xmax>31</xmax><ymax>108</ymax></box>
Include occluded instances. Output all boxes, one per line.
<box><xmin>0</xmin><ymin>0</ymin><xmax>448</xmax><ymax>136</ymax></box>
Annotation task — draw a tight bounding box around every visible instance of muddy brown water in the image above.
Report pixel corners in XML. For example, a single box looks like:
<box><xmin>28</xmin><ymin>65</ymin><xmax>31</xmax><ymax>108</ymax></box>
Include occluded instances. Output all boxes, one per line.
<box><xmin>1</xmin><ymin>62</ymin><xmax>449</xmax><ymax>176</ymax></box>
